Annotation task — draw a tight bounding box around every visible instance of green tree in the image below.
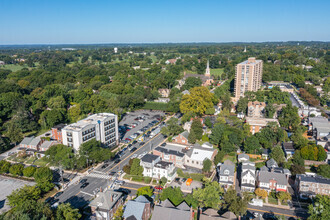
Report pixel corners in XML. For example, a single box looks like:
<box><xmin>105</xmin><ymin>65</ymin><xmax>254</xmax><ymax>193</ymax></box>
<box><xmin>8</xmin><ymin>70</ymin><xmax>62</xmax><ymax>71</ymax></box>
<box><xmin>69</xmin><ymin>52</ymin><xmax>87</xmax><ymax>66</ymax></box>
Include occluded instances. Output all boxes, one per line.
<box><xmin>160</xmin><ymin>177</ymin><xmax>168</xmax><ymax>185</ymax></box>
<box><xmin>244</xmin><ymin>136</ymin><xmax>262</xmax><ymax>154</ymax></box>
<box><xmin>317</xmin><ymin>164</ymin><xmax>330</xmax><ymax>178</ymax></box>
<box><xmin>191</xmin><ymin>118</ymin><xmax>203</xmax><ymax>140</ymax></box>
<box><xmin>56</xmin><ymin>203</ymin><xmax>82</xmax><ymax>220</ymax></box>
<box><xmin>204</xmin><ymin>117</ymin><xmax>213</xmax><ymax>128</ymax></box>
<box><xmin>23</xmin><ymin>166</ymin><xmax>37</xmax><ymax>177</ymax></box>
<box><xmin>269</xmin><ymin>146</ymin><xmax>286</xmax><ymax>165</ymax></box>
<box><xmin>202</xmin><ymin>159</ymin><xmax>212</xmax><ymax>172</ymax></box>
<box><xmin>130</xmin><ymin>158</ymin><xmax>143</xmax><ymax>176</ymax></box>
<box><xmin>182</xmin><ymin>77</ymin><xmax>202</xmax><ymax>90</ymax></box>
<box><xmin>68</xmin><ymin>104</ymin><xmax>82</xmax><ymax>122</ymax></box>
<box><xmin>236</xmin><ymin>97</ymin><xmax>248</xmax><ymax>114</ymax></box>
<box><xmin>7</xmin><ymin>185</ymin><xmax>41</xmax><ymax>208</ymax></box>
<box><xmin>193</xmin><ymin>181</ymin><xmax>223</xmax><ymax>209</ymax></box>
<box><xmin>308</xmin><ymin>195</ymin><xmax>330</xmax><ymax>220</ymax></box>
<box><xmin>34</xmin><ymin>167</ymin><xmax>54</xmax><ymax>192</ymax></box>
<box><xmin>180</xmin><ymin>87</ymin><xmax>215</xmax><ymax>115</ymax></box>
<box><xmin>0</xmin><ymin>160</ymin><xmax>11</xmax><ymax>173</ymax></box>
<box><xmin>136</xmin><ymin>186</ymin><xmax>154</xmax><ymax>197</ymax></box>
<box><xmin>213</xmin><ymin>151</ymin><xmax>225</xmax><ymax>165</ymax></box>
<box><xmin>224</xmin><ymin>188</ymin><xmax>251</xmax><ymax>217</ymax></box>
<box><xmin>47</xmin><ymin>96</ymin><xmax>66</xmax><ymax>109</ymax></box>
<box><xmin>160</xmin><ymin>187</ymin><xmax>184</xmax><ymax>206</ymax></box>
<box><xmin>4</xmin><ymin>121</ymin><xmax>23</xmax><ymax>143</ymax></box>
<box><xmin>188</xmin><ymin>130</ymin><xmax>196</xmax><ymax>144</ymax></box>
<box><xmin>113</xmin><ymin>205</ymin><xmax>124</xmax><ymax>220</ymax></box>
<box><xmin>9</xmin><ymin>164</ymin><xmax>24</xmax><ymax>176</ymax></box>
<box><xmin>278</xmin><ymin>105</ymin><xmax>300</xmax><ymax>131</ymax></box>
<box><xmin>160</xmin><ymin>117</ymin><xmax>183</xmax><ymax>136</ymax></box>
<box><xmin>277</xmin><ymin>191</ymin><xmax>291</xmax><ymax>203</ymax></box>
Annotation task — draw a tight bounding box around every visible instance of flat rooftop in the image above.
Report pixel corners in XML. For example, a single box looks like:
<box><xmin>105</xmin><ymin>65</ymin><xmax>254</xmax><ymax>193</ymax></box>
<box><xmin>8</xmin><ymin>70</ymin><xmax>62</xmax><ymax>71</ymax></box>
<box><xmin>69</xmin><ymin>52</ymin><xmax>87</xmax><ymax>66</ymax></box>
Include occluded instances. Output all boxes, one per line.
<box><xmin>63</xmin><ymin>113</ymin><xmax>116</xmax><ymax>131</ymax></box>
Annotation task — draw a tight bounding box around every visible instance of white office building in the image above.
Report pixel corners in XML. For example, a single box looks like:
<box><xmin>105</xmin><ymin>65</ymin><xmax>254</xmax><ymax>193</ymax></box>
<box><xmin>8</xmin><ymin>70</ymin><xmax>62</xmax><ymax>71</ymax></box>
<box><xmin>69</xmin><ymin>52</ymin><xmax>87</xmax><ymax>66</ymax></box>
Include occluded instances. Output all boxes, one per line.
<box><xmin>62</xmin><ymin>113</ymin><xmax>118</xmax><ymax>152</ymax></box>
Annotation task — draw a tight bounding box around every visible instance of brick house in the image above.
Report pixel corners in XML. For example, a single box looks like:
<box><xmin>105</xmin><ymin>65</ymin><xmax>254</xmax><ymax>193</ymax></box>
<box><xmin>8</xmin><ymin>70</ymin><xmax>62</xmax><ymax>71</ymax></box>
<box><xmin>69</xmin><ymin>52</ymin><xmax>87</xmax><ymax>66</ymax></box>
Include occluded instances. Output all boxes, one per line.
<box><xmin>123</xmin><ymin>195</ymin><xmax>151</xmax><ymax>220</ymax></box>
<box><xmin>245</xmin><ymin>117</ymin><xmax>280</xmax><ymax>135</ymax></box>
<box><xmin>19</xmin><ymin>136</ymin><xmax>42</xmax><ymax>151</ymax></box>
<box><xmin>90</xmin><ymin>190</ymin><xmax>125</xmax><ymax>220</ymax></box>
<box><xmin>257</xmin><ymin>170</ymin><xmax>288</xmax><ymax>192</ymax></box>
<box><xmin>51</xmin><ymin>123</ymin><xmax>66</xmax><ymax>143</ymax></box>
<box><xmin>295</xmin><ymin>174</ymin><xmax>330</xmax><ymax>198</ymax></box>
<box><xmin>172</xmin><ymin>131</ymin><xmax>189</xmax><ymax>145</ymax></box>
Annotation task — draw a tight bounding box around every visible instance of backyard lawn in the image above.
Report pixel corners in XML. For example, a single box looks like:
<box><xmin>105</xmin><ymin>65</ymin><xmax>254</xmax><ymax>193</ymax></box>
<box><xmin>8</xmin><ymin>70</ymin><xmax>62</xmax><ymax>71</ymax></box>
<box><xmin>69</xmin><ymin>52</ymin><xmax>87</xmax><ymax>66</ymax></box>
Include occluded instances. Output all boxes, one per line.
<box><xmin>33</xmin><ymin>157</ymin><xmax>49</xmax><ymax>167</ymax></box>
<box><xmin>0</xmin><ymin>64</ymin><xmax>30</xmax><ymax>72</ymax></box>
<box><xmin>210</xmin><ymin>68</ymin><xmax>224</xmax><ymax>77</ymax></box>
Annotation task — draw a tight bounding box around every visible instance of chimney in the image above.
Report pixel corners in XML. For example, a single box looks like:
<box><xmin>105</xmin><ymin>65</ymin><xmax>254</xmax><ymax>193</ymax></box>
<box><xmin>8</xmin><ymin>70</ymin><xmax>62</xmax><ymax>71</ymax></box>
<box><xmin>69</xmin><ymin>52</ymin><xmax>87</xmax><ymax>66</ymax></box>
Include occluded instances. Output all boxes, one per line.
<box><xmin>110</xmin><ymin>193</ymin><xmax>113</xmax><ymax>202</ymax></box>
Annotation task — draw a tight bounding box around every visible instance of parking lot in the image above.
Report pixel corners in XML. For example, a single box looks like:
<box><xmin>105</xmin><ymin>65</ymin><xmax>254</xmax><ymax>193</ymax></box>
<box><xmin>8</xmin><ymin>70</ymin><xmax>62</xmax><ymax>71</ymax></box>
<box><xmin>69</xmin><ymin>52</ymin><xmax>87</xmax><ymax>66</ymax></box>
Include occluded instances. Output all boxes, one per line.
<box><xmin>0</xmin><ymin>176</ymin><xmax>35</xmax><ymax>213</ymax></box>
<box><xmin>169</xmin><ymin>178</ymin><xmax>203</xmax><ymax>193</ymax></box>
<box><xmin>119</xmin><ymin>110</ymin><xmax>165</xmax><ymax>142</ymax></box>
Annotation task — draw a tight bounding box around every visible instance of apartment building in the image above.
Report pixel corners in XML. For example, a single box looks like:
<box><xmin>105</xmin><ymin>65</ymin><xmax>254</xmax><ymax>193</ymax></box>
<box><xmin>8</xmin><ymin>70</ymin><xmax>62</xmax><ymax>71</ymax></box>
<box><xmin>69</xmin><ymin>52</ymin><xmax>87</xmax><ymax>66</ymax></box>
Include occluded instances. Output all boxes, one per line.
<box><xmin>185</xmin><ymin>143</ymin><xmax>217</xmax><ymax>169</ymax></box>
<box><xmin>62</xmin><ymin>113</ymin><xmax>118</xmax><ymax>152</ymax></box>
<box><xmin>295</xmin><ymin>174</ymin><xmax>330</xmax><ymax>198</ymax></box>
<box><xmin>234</xmin><ymin>57</ymin><xmax>263</xmax><ymax>99</ymax></box>
<box><xmin>247</xmin><ymin>101</ymin><xmax>266</xmax><ymax>118</ymax></box>
<box><xmin>245</xmin><ymin>117</ymin><xmax>280</xmax><ymax>135</ymax></box>
<box><xmin>153</xmin><ymin>144</ymin><xmax>186</xmax><ymax>168</ymax></box>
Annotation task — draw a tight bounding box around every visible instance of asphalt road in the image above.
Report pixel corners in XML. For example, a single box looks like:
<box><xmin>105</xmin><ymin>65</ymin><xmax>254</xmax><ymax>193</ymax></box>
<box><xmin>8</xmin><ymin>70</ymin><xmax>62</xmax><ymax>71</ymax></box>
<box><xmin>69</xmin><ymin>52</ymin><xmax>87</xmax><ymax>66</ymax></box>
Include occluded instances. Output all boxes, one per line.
<box><xmin>100</xmin><ymin>133</ymin><xmax>166</xmax><ymax>173</ymax></box>
<box><xmin>55</xmin><ymin>132</ymin><xmax>166</xmax><ymax>209</ymax></box>
<box><xmin>247</xmin><ymin>204</ymin><xmax>308</xmax><ymax>219</ymax></box>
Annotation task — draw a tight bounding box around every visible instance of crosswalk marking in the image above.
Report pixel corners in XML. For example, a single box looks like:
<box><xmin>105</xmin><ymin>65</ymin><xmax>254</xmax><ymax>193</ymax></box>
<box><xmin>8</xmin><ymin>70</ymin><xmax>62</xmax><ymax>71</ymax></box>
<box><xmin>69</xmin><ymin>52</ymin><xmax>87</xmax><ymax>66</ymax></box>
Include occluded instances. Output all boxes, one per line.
<box><xmin>87</xmin><ymin>172</ymin><xmax>112</xmax><ymax>180</ymax></box>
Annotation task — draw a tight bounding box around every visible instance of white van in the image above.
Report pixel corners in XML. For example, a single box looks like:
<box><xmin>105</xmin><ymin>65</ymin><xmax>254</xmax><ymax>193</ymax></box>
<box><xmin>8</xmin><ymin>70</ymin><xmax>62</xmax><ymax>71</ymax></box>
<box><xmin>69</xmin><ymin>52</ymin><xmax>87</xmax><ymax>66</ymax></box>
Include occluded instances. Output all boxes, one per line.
<box><xmin>249</xmin><ymin>199</ymin><xmax>263</xmax><ymax>207</ymax></box>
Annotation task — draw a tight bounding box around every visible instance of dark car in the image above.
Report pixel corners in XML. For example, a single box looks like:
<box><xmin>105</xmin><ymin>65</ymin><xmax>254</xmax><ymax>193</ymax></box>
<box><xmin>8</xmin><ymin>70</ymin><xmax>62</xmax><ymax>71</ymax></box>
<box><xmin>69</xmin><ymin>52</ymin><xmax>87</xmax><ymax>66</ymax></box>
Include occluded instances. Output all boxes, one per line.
<box><xmin>139</xmin><ymin>142</ymin><xmax>145</xmax><ymax>146</ymax></box>
<box><xmin>79</xmin><ymin>179</ymin><xmax>87</xmax><ymax>184</ymax></box>
<box><xmin>114</xmin><ymin>159</ymin><xmax>121</xmax><ymax>164</ymax></box>
<box><xmin>45</xmin><ymin>197</ymin><xmax>54</xmax><ymax>204</ymax></box>
<box><xmin>54</xmin><ymin>191</ymin><xmax>63</xmax><ymax>198</ymax></box>
<box><xmin>263</xmin><ymin>213</ymin><xmax>276</xmax><ymax>220</ymax></box>
<box><xmin>132</xmin><ymin>140</ymin><xmax>137</xmax><ymax>144</ymax></box>
<box><xmin>80</xmin><ymin>182</ymin><xmax>89</xmax><ymax>188</ymax></box>
<box><xmin>181</xmin><ymin>178</ymin><xmax>187</xmax><ymax>183</ymax></box>
<box><xmin>175</xmin><ymin>178</ymin><xmax>180</xmax><ymax>182</ymax></box>
<box><xmin>130</xmin><ymin>147</ymin><xmax>137</xmax><ymax>152</ymax></box>
<box><xmin>101</xmin><ymin>164</ymin><xmax>108</xmax><ymax>169</ymax></box>
<box><xmin>161</xmin><ymin>143</ymin><xmax>166</xmax><ymax>147</ymax></box>
<box><xmin>109</xmin><ymin>171</ymin><xmax>116</xmax><ymax>175</ymax></box>
<box><xmin>127</xmin><ymin>144</ymin><xmax>133</xmax><ymax>148</ymax></box>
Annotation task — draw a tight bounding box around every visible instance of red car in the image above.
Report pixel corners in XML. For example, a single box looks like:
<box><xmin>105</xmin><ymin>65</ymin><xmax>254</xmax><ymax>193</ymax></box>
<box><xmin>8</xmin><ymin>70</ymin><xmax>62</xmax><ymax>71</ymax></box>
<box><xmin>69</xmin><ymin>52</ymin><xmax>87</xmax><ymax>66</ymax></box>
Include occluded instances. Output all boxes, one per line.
<box><xmin>155</xmin><ymin>186</ymin><xmax>163</xmax><ymax>190</ymax></box>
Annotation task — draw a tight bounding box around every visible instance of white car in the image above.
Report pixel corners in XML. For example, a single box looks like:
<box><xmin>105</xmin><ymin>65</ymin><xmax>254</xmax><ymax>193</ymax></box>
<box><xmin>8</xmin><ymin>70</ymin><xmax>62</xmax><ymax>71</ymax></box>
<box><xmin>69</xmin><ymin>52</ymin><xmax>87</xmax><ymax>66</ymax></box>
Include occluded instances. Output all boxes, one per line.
<box><xmin>249</xmin><ymin>199</ymin><xmax>263</xmax><ymax>207</ymax></box>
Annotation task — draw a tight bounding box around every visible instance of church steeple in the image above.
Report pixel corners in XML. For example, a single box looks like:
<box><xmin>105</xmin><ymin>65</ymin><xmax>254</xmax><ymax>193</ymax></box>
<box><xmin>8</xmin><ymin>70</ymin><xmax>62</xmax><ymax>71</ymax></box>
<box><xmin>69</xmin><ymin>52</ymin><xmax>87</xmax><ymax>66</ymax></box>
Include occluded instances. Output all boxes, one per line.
<box><xmin>244</xmin><ymin>46</ymin><xmax>247</xmax><ymax>53</ymax></box>
<box><xmin>205</xmin><ymin>60</ymin><xmax>210</xmax><ymax>77</ymax></box>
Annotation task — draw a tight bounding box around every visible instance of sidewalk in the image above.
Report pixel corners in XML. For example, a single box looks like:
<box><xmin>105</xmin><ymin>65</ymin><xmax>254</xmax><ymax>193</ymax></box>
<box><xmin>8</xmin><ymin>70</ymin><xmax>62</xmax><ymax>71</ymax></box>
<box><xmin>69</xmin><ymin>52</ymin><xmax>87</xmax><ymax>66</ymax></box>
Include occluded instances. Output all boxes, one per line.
<box><xmin>263</xmin><ymin>202</ymin><xmax>292</xmax><ymax>210</ymax></box>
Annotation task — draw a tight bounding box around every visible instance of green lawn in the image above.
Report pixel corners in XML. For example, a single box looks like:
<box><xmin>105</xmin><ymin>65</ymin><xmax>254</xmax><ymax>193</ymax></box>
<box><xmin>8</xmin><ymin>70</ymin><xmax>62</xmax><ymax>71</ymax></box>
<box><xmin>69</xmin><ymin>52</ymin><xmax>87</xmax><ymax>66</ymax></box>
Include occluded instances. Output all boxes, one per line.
<box><xmin>222</xmin><ymin>154</ymin><xmax>237</xmax><ymax>164</ymax></box>
<box><xmin>25</xmin><ymin>156</ymin><xmax>37</xmax><ymax>164</ymax></box>
<box><xmin>0</xmin><ymin>64</ymin><xmax>29</xmax><ymax>72</ymax></box>
<box><xmin>33</xmin><ymin>158</ymin><xmax>49</xmax><ymax>167</ymax></box>
<box><xmin>210</xmin><ymin>68</ymin><xmax>224</xmax><ymax>77</ymax></box>
<box><xmin>268</xmin><ymin>197</ymin><xmax>278</xmax><ymax>205</ymax></box>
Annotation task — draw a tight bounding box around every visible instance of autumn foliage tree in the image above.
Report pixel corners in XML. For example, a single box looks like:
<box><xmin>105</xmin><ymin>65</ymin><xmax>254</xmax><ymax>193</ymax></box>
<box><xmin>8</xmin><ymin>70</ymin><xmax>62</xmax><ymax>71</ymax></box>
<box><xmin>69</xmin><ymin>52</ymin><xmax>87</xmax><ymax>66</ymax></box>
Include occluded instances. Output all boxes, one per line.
<box><xmin>299</xmin><ymin>88</ymin><xmax>320</xmax><ymax>106</ymax></box>
<box><xmin>255</xmin><ymin>188</ymin><xmax>268</xmax><ymax>199</ymax></box>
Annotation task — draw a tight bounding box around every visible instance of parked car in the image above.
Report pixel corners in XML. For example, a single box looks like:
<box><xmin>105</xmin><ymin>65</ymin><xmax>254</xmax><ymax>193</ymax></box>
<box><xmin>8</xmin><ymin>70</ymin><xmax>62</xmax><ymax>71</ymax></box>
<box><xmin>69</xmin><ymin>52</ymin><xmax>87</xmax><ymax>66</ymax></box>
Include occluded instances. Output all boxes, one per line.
<box><xmin>132</xmin><ymin>140</ymin><xmax>137</xmax><ymax>144</ymax></box>
<box><xmin>54</xmin><ymin>192</ymin><xmax>63</xmax><ymax>198</ymax></box>
<box><xmin>186</xmin><ymin>178</ymin><xmax>193</xmax><ymax>186</ymax></box>
<box><xmin>161</xmin><ymin>143</ymin><xmax>166</xmax><ymax>147</ymax></box>
<box><xmin>249</xmin><ymin>199</ymin><xmax>263</xmax><ymax>207</ymax></box>
<box><xmin>115</xmin><ymin>180</ymin><xmax>125</xmax><ymax>185</ymax></box>
<box><xmin>155</xmin><ymin>186</ymin><xmax>163</xmax><ymax>190</ymax></box>
<box><xmin>130</xmin><ymin>147</ymin><xmax>137</xmax><ymax>152</ymax></box>
<box><xmin>80</xmin><ymin>179</ymin><xmax>87</xmax><ymax>184</ymax></box>
<box><xmin>80</xmin><ymin>182</ymin><xmax>89</xmax><ymax>188</ymax></box>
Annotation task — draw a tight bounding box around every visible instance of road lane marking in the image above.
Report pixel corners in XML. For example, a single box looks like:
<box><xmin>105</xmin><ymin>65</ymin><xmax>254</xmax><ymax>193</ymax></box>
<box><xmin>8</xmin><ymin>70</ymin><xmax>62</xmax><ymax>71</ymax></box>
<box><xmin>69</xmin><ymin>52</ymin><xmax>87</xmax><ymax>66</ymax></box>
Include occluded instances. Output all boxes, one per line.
<box><xmin>80</xmin><ymin>191</ymin><xmax>94</xmax><ymax>197</ymax></box>
<box><xmin>107</xmin><ymin>133</ymin><xmax>162</xmax><ymax>172</ymax></box>
<box><xmin>247</xmin><ymin>207</ymin><xmax>302</xmax><ymax>219</ymax></box>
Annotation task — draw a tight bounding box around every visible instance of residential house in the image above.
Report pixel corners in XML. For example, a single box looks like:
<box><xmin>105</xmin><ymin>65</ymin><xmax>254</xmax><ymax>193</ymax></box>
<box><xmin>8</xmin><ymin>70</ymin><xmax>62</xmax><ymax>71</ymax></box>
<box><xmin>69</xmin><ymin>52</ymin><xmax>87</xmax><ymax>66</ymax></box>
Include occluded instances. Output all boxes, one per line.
<box><xmin>158</xmin><ymin>89</ymin><xmax>171</xmax><ymax>98</ymax></box>
<box><xmin>151</xmin><ymin>199</ymin><xmax>193</xmax><ymax>220</ymax></box>
<box><xmin>262</xmin><ymin>149</ymin><xmax>270</xmax><ymax>160</ymax></box>
<box><xmin>240</xmin><ymin>161</ymin><xmax>256</xmax><ymax>192</ymax></box>
<box><xmin>257</xmin><ymin>170</ymin><xmax>288</xmax><ymax>192</ymax></box>
<box><xmin>312</xmin><ymin>121</ymin><xmax>330</xmax><ymax>140</ymax></box>
<box><xmin>266</xmin><ymin>158</ymin><xmax>278</xmax><ymax>168</ymax></box>
<box><xmin>152</xmin><ymin>161</ymin><xmax>177</xmax><ymax>182</ymax></box>
<box><xmin>237</xmin><ymin>153</ymin><xmax>249</xmax><ymax>163</ymax></box>
<box><xmin>247</xmin><ymin>101</ymin><xmax>266</xmax><ymax>118</ymax></box>
<box><xmin>295</xmin><ymin>174</ymin><xmax>330</xmax><ymax>198</ymax></box>
<box><xmin>199</xmin><ymin>208</ymin><xmax>222</xmax><ymax>220</ymax></box>
<box><xmin>123</xmin><ymin>195</ymin><xmax>151</xmax><ymax>220</ymax></box>
<box><xmin>282</xmin><ymin>142</ymin><xmax>295</xmax><ymax>159</ymax></box>
<box><xmin>90</xmin><ymin>190</ymin><xmax>125</xmax><ymax>220</ymax></box>
<box><xmin>218</xmin><ymin>160</ymin><xmax>235</xmax><ymax>190</ymax></box>
<box><xmin>185</xmin><ymin>143</ymin><xmax>217</xmax><ymax>169</ymax></box>
<box><xmin>183</xmin><ymin>121</ymin><xmax>192</xmax><ymax>132</ymax></box>
<box><xmin>165</xmin><ymin>59</ymin><xmax>177</xmax><ymax>65</ymax></box>
<box><xmin>140</xmin><ymin>154</ymin><xmax>177</xmax><ymax>182</ymax></box>
<box><xmin>140</xmin><ymin>154</ymin><xmax>161</xmax><ymax>177</ymax></box>
<box><xmin>245</xmin><ymin>117</ymin><xmax>279</xmax><ymax>135</ymax></box>
<box><xmin>173</xmin><ymin>131</ymin><xmax>189</xmax><ymax>145</ymax></box>
<box><xmin>153</xmin><ymin>145</ymin><xmax>186</xmax><ymax>168</ymax></box>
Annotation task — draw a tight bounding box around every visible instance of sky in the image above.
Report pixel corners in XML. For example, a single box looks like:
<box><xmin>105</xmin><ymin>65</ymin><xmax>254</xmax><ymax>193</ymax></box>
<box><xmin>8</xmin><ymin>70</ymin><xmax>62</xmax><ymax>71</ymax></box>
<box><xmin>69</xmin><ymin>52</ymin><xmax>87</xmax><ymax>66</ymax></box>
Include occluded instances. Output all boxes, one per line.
<box><xmin>0</xmin><ymin>0</ymin><xmax>329</xmax><ymax>44</ymax></box>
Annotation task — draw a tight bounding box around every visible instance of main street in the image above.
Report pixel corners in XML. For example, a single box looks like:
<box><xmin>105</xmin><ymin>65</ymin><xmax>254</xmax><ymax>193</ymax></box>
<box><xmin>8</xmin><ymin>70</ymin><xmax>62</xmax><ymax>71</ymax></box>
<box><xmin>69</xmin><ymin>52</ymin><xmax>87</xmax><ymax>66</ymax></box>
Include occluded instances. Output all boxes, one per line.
<box><xmin>247</xmin><ymin>204</ymin><xmax>309</xmax><ymax>219</ymax></box>
<box><xmin>55</xmin><ymin>131</ymin><xmax>166</xmax><ymax>209</ymax></box>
